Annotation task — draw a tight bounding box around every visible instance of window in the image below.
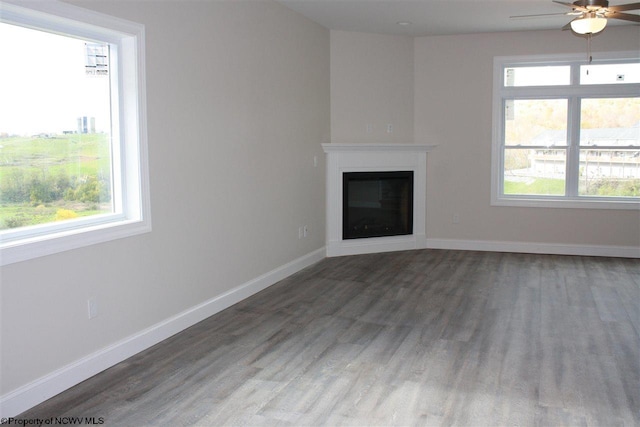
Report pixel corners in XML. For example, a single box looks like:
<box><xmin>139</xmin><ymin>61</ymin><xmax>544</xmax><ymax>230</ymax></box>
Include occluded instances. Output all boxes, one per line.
<box><xmin>492</xmin><ymin>53</ymin><xmax>640</xmax><ymax>209</ymax></box>
<box><xmin>0</xmin><ymin>1</ymin><xmax>150</xmax><ymax>265</ymax></box>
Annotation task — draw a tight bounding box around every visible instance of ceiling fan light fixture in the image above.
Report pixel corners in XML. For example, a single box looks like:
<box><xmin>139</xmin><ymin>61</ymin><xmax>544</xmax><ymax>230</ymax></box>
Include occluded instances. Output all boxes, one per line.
<box><xmin>570</xmin><ymin>14</ymin><xmax>607</xmax><ymax>34</ymax></box>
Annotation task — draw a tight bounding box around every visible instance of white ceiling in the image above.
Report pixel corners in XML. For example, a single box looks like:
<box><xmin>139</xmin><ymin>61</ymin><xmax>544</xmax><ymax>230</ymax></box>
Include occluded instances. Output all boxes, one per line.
<box><xmin>276</xmin><ymin>0</ymin><xmax>639</xmax><ymax>37</ymax></box>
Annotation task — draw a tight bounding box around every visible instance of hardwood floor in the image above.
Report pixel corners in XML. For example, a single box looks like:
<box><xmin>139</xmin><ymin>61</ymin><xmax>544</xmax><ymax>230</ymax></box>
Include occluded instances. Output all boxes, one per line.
<box><xmin>21</xmin><ymin>250</ymin><xmax>640</xmax><ymax>426</ymax></box>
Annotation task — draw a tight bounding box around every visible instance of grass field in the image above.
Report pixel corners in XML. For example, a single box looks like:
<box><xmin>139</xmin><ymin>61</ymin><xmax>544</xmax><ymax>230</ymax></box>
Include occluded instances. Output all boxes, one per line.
<box><xmin>504</xmin><ymin>177</ymin><xmax>565</xmax><ymax>196</ymax></box>
<box><xmin>0</xmin><ymin>133</ymin><xmax>111</xmax><ymax>176</ymax></box>
<box><xmin>0</xmin><ymin>133</ymin><xmax>112</xmax><ymax>230</ymax></box>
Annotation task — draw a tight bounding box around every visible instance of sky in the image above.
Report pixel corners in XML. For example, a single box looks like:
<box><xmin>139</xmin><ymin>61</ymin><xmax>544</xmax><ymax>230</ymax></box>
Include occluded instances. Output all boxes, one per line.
<box><xmin>0</xmin><ymin>22</ymin><xmax>111</xmax><ymax>136</ymax></box>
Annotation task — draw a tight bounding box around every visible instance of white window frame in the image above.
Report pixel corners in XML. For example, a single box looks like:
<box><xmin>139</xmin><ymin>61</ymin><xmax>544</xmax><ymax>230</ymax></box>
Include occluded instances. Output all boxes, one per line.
<box><xmin>492</xmin><ymin>52</ymin><xmax>640</xmax><ymax>210</ymax></box>
<box><xmin>0</xmin><ymin>0</ymin><xmax>151</xmax><ymax>266</ymax></box>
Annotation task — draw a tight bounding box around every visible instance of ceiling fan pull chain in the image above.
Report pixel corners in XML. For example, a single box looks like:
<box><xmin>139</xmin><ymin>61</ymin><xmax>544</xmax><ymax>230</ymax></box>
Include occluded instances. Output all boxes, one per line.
<box><xmin>587</xmin><ymin>33</ymin><xmax>593</xmax><ymax>68</ymax></box>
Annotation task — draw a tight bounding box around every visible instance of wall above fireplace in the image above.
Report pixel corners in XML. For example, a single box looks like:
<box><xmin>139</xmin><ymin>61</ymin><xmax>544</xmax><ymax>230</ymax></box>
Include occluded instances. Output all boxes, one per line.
<box><xmin>322</xmin><ymin>143</ymin><xmax>436</xmax><ymax>257</ymax></box>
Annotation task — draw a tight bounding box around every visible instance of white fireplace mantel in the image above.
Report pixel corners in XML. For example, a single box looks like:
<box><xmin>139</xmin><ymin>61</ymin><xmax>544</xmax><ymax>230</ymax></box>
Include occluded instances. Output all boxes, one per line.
<box><xmin>322</xmin><ymin>143</ymin><xmax>436</xmax><ymax>257</ymax></box>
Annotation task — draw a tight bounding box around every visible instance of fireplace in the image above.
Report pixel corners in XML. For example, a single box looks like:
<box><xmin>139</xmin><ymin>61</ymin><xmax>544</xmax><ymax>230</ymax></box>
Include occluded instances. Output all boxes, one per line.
<box><xmin>323</xmin><ymin>143</ymin><xmax>436</xmax><ymax>257</ymax></box>
<box><xmin>343</xmin><ymin>171</ymin><xmax>413</xmax><ymax>239</ymax></box>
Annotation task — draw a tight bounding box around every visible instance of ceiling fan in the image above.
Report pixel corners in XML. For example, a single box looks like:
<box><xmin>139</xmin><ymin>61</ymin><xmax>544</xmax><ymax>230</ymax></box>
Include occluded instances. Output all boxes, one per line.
<box><xmin>512</xmin><ymin>0</ymin><xmax>640</xmax><ymax>35</ymax></box>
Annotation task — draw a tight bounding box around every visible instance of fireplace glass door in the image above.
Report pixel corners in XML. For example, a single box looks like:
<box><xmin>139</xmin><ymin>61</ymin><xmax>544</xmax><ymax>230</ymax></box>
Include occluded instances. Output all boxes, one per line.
<box><xmin>343</xmin><ymin>171</ymin><xmax>413</xmax><ymax>239</ymax></box>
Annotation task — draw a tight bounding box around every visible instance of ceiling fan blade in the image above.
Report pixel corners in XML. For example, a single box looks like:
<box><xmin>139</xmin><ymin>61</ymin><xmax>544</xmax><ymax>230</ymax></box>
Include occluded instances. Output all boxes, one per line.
<box><xmin>605</xmin><ymin>11</ymin><xmax>640</xmax><ymax>22</ymax></box>
<box><xmin>552</xmin><ymin>0</ymin><xmax>589</xmax><ymax>11</ymax></box>
<box><xmin>552</xmin><ymin>0</ymin><xmax>577</xmax><ymax>6</ymax></box>
<box><xmin>606</xmin><ymin>2</ymin><xmax>640</xmax><ymax>11</ymax></box>
<box><xmin>510</xmin><ymin>12</ymin><xmax>571</xmax><ymax>18</ymax></box>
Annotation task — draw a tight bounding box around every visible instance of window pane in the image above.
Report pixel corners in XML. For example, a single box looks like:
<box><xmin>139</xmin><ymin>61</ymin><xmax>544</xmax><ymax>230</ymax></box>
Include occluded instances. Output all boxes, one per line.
<box><xmin>581</xmin><ymin>63</ymin><xmax>640</xmax><ymax>85</ymax></box>
<box><xmin>505</xmin><ymin>99</ymin><xmax>568</xmax><ymax>146</ymax></box>
<box><xmin>579</xmin><ymin>149</ymin><xmax>640</xmax><ymax>197</ymax></box>
<box><xmin>580</xmin><ymin>98</ymin><xmax>640</xmax><ymax>147</ymax></box>
<box><xmin>504</xmin><ymin>148</ymin><xmax>566</xmax><ymax>196</ymax></box>
<box><xmin>579</xmin><ymin>98</ymin><xmax>639</xmax><ymax>197</ymax></box>
<box><xmin>504</xmin><ymin>66</ymin><xmax>570</xmax><ymax>87</ymax></box>
<box><xmin>0</xmin><ymin>23</ymin><xmax>113</xmax><ymax>231</ymax></box>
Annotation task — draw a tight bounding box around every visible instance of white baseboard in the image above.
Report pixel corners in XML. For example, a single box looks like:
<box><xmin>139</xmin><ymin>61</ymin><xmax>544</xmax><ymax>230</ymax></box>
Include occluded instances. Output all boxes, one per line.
<box><xmin>0</xmin><ymin>247</ymin><xmax>326</xmax><ymax>418</ymax></box>
<box><xmin>426</xmin><ymin>238</ymin><xmax>640</xmax><ymax>258</ymax></box>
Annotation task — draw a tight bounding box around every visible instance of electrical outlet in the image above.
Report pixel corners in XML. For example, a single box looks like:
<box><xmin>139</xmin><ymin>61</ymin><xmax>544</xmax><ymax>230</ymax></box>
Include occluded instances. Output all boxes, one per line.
<box><xmin>303</xmin><ymin>225</ymin><xmax>308</xmax><ymax>238</ymax></box>
<box><xmin>387</xmin><ymin>123</ymin><xmax>393</xmax><ymax>133</ymax></box>
<box><xmin>88</xmin><ymin>297</ymin><xmax>98</xmax><ymax>319</ymax></box>
<box><xmin>452</xmin><ymin>213</ymin><xmax>460</xmax><ymax>224</ymax></box>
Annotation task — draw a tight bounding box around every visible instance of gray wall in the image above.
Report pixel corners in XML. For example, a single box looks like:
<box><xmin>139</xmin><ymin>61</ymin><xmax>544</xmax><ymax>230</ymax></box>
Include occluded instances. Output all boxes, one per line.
<box><xmin>331</xmin><ymin>30</ymin><xmax>414</xmax><ymax>143</ymax></box>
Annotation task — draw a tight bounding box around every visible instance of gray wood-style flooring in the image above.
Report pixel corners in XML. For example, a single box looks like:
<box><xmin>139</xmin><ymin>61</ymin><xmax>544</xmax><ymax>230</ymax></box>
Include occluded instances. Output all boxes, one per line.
<box><xmin>21</xmin><ymin>250</ymin><xmax>640</xmax><ymax>426</ymax></box>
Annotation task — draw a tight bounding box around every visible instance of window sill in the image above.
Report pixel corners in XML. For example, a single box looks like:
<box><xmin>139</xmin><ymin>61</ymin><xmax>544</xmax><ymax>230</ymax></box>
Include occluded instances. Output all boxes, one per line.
<box><xmin>0</xmin><ymin>218</ymin><xmax>151</xmax><ymax>266</ymax></box>
<box><xmin>491</xmin><ymin>196</ymin><xmax>640</xmax><ymax>210</ymax></box>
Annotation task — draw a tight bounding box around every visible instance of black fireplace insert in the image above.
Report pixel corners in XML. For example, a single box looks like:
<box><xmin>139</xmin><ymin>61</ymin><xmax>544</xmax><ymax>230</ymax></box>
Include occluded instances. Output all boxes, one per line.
<box><xmin>343</xmin><ymin>171</ymin><xmax>413</xmax><ymax>240</ymax></box>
